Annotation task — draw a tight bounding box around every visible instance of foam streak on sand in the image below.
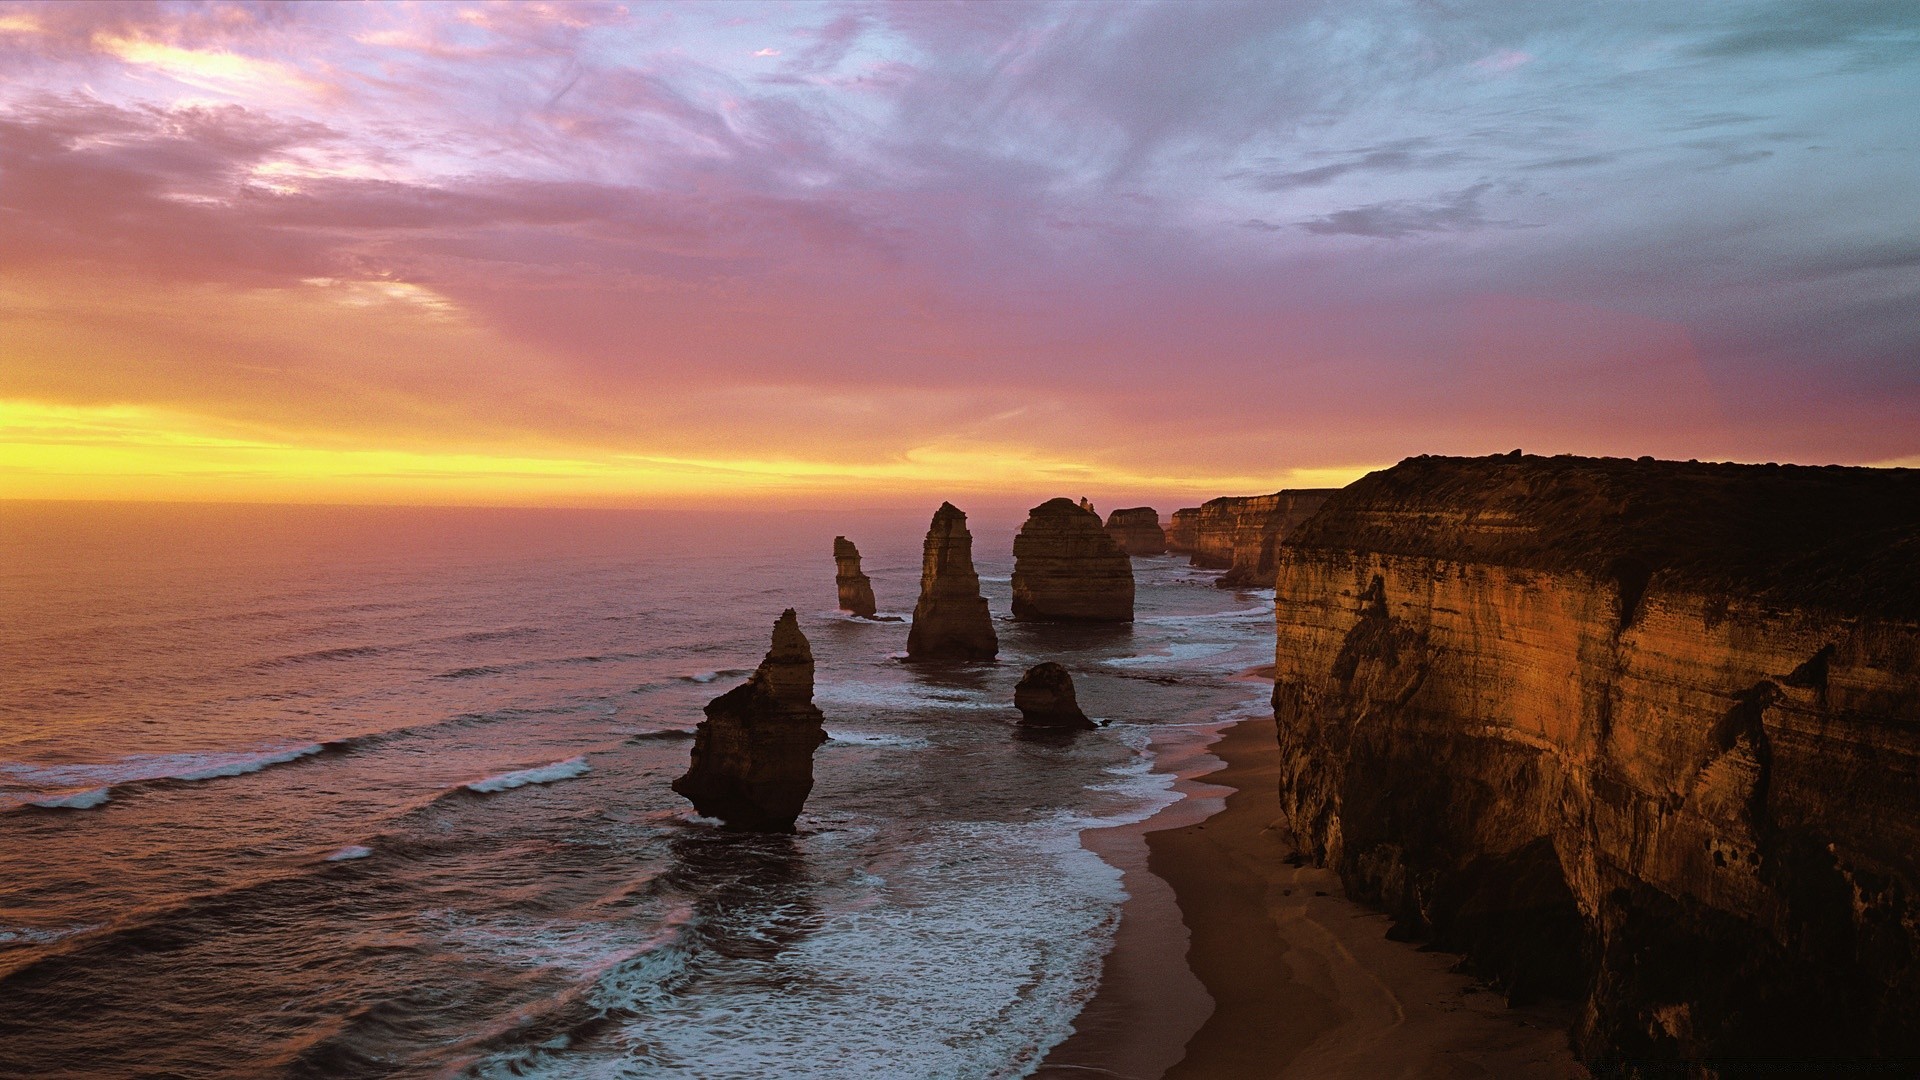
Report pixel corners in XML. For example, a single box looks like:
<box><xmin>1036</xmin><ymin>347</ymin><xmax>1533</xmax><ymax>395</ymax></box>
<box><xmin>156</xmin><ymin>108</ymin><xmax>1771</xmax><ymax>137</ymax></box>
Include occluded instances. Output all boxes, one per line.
<box><xmin>466</xmin><ymin>757</ymin><xmax>590</xmax><ymax>793</ymax></box>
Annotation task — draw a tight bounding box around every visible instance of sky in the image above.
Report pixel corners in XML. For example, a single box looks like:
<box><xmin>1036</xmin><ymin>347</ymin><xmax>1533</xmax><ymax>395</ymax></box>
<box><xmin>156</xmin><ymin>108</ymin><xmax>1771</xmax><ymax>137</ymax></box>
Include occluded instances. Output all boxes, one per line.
<box><xmin>1</xmin><ymin>0</ymin><xmax>1916</xmax><ymax>508</ymax></box>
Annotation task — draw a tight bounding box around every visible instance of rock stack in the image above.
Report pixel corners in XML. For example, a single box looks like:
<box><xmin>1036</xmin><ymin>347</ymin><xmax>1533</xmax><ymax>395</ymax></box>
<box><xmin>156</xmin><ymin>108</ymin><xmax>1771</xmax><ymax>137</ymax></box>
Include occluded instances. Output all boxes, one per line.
<box><xmin>1013</xmin><ymin>662</ymin><xmax>1094</xmax><ymax>729</ymax></box>
<box><xmin>671</xmin><ymin>609</ymin><xmax>828</xmax><ymax>832</ymax></box>
<box><xmin>1103</xmin><ymin>507</ymin><xmax>1167</xmax><ymax>556</ymax></box>
<box><xmin>833</xmin><ymin>536</ymin><xmax>877</xmax><ymax>617</ymax></box>
<box><xmin>905</xmin><ymin>502</ymin><xmax>998</xmax><ymax>661</ymax></box>
<box><xmin>1011</xmin><ymin>498</ymin><xmax>1134</xmax><ymax>622</ymax></box>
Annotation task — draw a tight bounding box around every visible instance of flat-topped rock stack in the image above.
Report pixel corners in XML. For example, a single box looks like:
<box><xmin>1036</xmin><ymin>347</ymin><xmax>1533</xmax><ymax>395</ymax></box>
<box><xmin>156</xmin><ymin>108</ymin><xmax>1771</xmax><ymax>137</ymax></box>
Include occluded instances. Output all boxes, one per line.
<box><xmin>1011</xmin><ymin>498</ymin><xmax>1134</xmax><ymax>622</ymax></box>
<box><xmin>1013</xmin><ymin>662</ymin><xmax>1094</xmax><ymax>729</ymax></box>
<box><xmin>672</xmin><ymin>609</ymin><xmax>829</xmax><ymax>832</ymax></box>
<box><xmin>905</xmin><ymin>502</ymin><xmax>998</xmax><ymax>661</ymax></box>
<box><xmin>1103</xmin><ymin>507</ymin><xmax>1167</xmax><ymax>556</ymax></box>
<box><xmin>832</xmin><ymin>536</ymin><xmax>876</xmax><ymax>617</ymax></box>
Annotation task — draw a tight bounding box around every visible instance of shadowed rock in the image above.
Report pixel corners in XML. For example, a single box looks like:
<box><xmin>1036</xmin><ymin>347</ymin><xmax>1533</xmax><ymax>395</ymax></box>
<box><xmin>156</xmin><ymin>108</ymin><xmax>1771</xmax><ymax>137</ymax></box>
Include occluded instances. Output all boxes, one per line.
<box><xmin>1104</xmin><ymin>507</ymin><xmax>1167</xmax><ymax>556</ymax></box>
<box><xmin>672</xmin><ymin>609</ymin><xmax>828</xmax><ymax>832</ymax></box>
<box><xmin>1012</xmin><ymin>498</ymin><xmax>1134</xmax><ymax>622</ymax></box>
<box><xmin>1014</xmin><ymin>662</ymin><xmax>1094</xmax><ymax>729</ymax></box>
<box><xmin>833</xmin><ymin>536</ymin><xmax>876</xmax><ymax>617</ymax></box>
<box><xmin>906</xmin><ymin>502</ymin><xmax>998</xmax><ymax>660</ymax></box>
<box><xmin>1269</xmin><ymin>452</ymin><xmax>1920</xmax><ymax>1070</ymax></box>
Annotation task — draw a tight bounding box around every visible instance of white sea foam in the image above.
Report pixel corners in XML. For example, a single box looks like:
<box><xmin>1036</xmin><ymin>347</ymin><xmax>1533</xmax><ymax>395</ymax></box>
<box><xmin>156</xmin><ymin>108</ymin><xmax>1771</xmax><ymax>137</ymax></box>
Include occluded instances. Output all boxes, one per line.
<box><xmin>325</xmin><ymin>845</ymin><xmax>373</xmax><ymax>861</ymax></box>
<box><xmin>466</xmin><ymin>756</ymin><xmax>591</xmax><ymax>793</ymax></box>
<box><xmin>30</xmin><ymin>786</ymin><xmax>110</xmax><ymax>810</ymax></box>
<box><xmin>815</xmin><ymin>681</ymin><xmax>999</xmax><ymax>712</ymax></box>
<box><xmin>168</xmin><ymin>744</ymin><xmax>324</xmax><ymax>781</ymax></box>
<box><xmin>1138</xmin><ymin>604</ymin><xmax>1273</xmax><ymax>625</ymax></box>
<box><xmin>1102</xmin><ymin>642</ymin><xmax>1236</xmax><ymax>667</ymax></box>
<box><xmin>825</xmin><ymin>730</ymin><xmax>931</xmax><ymax>749</ymax></box>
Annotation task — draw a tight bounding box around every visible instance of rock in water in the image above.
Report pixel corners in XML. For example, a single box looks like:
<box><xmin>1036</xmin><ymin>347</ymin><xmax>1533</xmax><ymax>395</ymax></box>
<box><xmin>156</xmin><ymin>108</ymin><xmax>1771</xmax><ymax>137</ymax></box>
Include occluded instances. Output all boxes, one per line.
<box><xmin>1013</xmin><ymin>662</ymin><xmax>1094</xmax><ymax>729</ymax></box>
<box><xmin>833</xmin><ymin>536</ymin><xmax>877</xmax><ymax>617</ymax></box>
<box><xmin>1012</xmin><ymin>498</ymin><xmax>1134</xmax><ymax>622</ymax></box>
<box><xmin>1103</xmin><ymin>507</ymin><xmax>1167</xmax><ymax>556</ymax></box>
<box><xmin>905</xmin><ymin>502</ymin><xmax>998</xmax><ymax>660</ymax></box>
<box><xmin>671</xmin><ymin>609</ymin><xmax>828</xmax><ymax>832</ymax></box>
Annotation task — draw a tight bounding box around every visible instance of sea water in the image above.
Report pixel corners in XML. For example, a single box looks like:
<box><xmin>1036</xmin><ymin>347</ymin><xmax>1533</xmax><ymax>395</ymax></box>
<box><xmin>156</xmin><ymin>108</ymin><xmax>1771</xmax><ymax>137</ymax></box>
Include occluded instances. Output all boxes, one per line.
<box><xmin>0</xmin><ymin>503</ymin><xmax>1273</xmax><ymax>1078</ymax></box>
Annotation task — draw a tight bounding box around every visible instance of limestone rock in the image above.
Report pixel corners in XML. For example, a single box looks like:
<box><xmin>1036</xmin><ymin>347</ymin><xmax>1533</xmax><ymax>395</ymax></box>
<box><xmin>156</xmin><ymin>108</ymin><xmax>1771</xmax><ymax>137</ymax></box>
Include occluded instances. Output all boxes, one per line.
<box><xmin>1103</xmin><ymin>507</ymin><xmax>1167</xmax><ymax>556</ymax></box>
<box><xmin>671</xmin><ymin>609</ymin><xmax>828</xmax><ymax>832</ymax></box>
<box><xmin>833</xmin><ymin>536</ymin><xmax>877</xmax><ymax>617</ymax></box>
<box><xmin>1268</xmin><ymin>452</ymin><xmax>1920</xmax><ymax>1070</ymax></box>
<box><xmin>1077</xmin><ymin>497</ymin><xmax>1097</xmax><ymax>516</ymax></box>
<box><xmin>1014</xmin><ymin>662</ymin><xmax>1094</xmax><ymax>729</ymax></box>
<box><xmin>1012</xmin><ymin>498</ymin><xmax>1134</xmax><ymax>622</ymax></box>
<box><xmin>1166</xmin><ymin>490</ymin><xmax>1334</xmax><ymax>586</ymax></box>
<box><xmin>905</xmin><ymin>502</ymin><xmax>998</xmax><ymax>660</ymax></box>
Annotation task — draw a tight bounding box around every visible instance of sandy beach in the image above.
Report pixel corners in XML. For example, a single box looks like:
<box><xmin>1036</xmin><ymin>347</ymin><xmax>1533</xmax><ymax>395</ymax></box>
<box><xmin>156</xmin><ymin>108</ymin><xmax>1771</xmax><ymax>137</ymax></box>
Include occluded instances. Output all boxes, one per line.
<box><xmin>1036</xmin><ymin>709</ymin><xmax>1586</xmax><ymax>1080</ymax></box>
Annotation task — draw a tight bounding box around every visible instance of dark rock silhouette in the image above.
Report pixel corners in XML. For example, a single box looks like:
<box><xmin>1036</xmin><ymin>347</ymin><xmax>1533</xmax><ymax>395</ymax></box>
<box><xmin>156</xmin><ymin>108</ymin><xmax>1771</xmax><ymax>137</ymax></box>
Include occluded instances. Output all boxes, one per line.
<box><xmin>1268</xmin><ymin>452</ymin><xmax>1920</xmax><ymax>1071</ymax></box>
<box><xmin>1012</xmin><ymin>498</ymin><xmax>1134</xmax><ymax>622</ymax></box>
<box><xmin>1013</xmin><ymin>662</ymin><xmax>1094</xmax><ymax>729</ymax></box>
<box><xmin>833</xmin><ymin>536</ymin><xmax>877</xmax><ymax>617</ymax></box>
<box><xmin>1103</xmin><ymin>507</ymin><xmax>1167</xmax><ymax>556</ymax></box>
<box><xmin>672</xmin><ymin>609</ymin><xmax>828</xmax><ymax>832</ymax></box>
<box><xmin>905</xmin><ymin>502</ymin><xmax>998</xmax><ymax>660</ymax></box>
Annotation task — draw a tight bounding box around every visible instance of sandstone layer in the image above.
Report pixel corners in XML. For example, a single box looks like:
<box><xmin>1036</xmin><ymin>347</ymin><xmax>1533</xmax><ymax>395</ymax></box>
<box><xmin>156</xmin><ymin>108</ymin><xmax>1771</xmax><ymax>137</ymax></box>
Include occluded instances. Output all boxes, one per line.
<box><xmin>1012</xmin><ymin>498</ymin><xmax>1135</xmax><ymax>622</ymax></box>
<box><xmin>1014</xmin><ymin>662</ymin><xmax>1095</xmax><ymax>729</ymax></box>
<box><xmin>1103</xmin><ymin>507</ymin><xmax>1168</xmax><ymax>556</ymax></box>
<box><xmin>672</xmin><ymin>609</ymin><xmax>829</xmax><ymax>832</ymax></box>
<box><xmin>1168</xmin><ymin>489</ymin><xmax>1334</xmax><ymax>586</ymax></box>
<box><xmin>833</xmin><ymin>535</ymin><xmax>877</xmax><ymax>617</ymax></box>
<box><xmin>1268</xmin><ymin>453</ymin><xmax>1920</xmax><ymax>1073</ymax></box>
<box><xmin>906</xmin><ymin>502</ymin><xmax>998</xmax><ymax>660</ymax></box>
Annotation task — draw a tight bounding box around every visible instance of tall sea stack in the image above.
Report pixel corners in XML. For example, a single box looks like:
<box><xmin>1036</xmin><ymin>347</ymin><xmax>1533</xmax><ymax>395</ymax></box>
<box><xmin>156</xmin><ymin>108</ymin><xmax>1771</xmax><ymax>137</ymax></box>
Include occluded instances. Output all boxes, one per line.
<box><xmin>905</xmin><ymin>502</ymin><xmax>998</xmax><ymax>660</ymax></box>
<box><xmin>672</xmin><ymin>609</ymin><xmax>828</xmax><ymax>832</ymax></box>
<box><xmin>1103</xmin><ymin>507</ymin><xmax>1167</xmax><ymax>556</ymax></box>
<box><xmin>833</xmin><ymin>536</ymin><xmax>877</xmax><ymax>617</ymax></box>
<box><xmin>1268</xmin><ymin>453</ymin><xmax>1920</xmax><ymax>1072</ymax></box>
<box><xmin>1012</xmin><ymin>498</ymin><xmax>1134</xmax><ymax>622</ymax></box>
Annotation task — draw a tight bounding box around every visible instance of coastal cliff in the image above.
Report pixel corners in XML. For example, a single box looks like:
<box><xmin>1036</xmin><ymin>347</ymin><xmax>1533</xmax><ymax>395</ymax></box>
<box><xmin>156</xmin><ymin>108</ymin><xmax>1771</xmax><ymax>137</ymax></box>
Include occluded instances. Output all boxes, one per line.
<box><xmin>1012</xmin><ymin>498</ymin><xmax>1134</xmax><ymax>622</ymax></box>
<box><xmin>1168</xmin><ymin>490</ymin><xmax>1334</xmax><ymax>586</ymax></box>
<box><xmin>1268</xmin><ymin>453</ymin><xmax>1920</xmax><ymax>1073</ymax></box>
<box><xmin>906</xmin><ymin>502</ymin><xmax>999</xmax><ymax>660</ymax></box>
<box><xmin>673</xmin><ymin>609</ymin><xmax>829</xmax><ymax>832</ymax></box>
<box><xmin>1104</xmin><ymin>507</ymin><xmax>1168</xmax><ymax>556</ymax></box>
<box><xmin>833</xmin><ymin>536</ymin><xmax>877</xmax><ymax>617</ymax></box>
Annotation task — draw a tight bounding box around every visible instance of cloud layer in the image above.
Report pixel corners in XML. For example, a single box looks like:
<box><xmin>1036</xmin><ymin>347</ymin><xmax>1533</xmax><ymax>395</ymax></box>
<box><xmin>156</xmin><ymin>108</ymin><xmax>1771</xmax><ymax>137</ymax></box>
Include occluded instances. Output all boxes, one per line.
<box><xmin>1</xmin><ymin>0</ymin><xmax>1915</xmax><ymax>505</ymax></box>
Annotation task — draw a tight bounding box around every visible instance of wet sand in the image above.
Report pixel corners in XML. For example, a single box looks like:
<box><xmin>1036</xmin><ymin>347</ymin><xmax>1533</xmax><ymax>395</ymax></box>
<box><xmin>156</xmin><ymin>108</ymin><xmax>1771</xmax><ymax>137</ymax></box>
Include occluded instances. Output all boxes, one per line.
<box><xmin>1036</xmin><ymin>712</ymin><xmax>1586</xmax><ymax>1079</ymax></box>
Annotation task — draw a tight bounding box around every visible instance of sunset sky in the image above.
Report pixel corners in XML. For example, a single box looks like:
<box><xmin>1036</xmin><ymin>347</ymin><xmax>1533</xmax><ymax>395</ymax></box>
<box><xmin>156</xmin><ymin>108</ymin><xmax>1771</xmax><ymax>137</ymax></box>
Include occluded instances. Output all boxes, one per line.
<box><xmin>1</xmin><ymin>0</ymin><xmax>1916</xmax><ymax>507</ymax></box>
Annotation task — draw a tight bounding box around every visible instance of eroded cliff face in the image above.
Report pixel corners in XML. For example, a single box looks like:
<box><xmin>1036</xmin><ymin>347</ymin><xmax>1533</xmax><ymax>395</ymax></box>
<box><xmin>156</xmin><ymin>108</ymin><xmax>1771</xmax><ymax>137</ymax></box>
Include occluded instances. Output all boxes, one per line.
<box><xmin>673</xmin><ymin>609</ymin><xmax>829</xmax><ymax>832</ymax></box>
<box><xmin>906</xmin><ymin>502</ymin><xmax>999</xmax><ymax>660</ymax></box>
<box><xmin>1103</xmin><ymin>507</ymin><xmax>1167</xmax><ymax>556</ymax></box>
<box><xmin>833</xmin><ymin>536</ymin><xmax>877</xmax><ymax>617</ymax></box>
<box><xmin>1012</xmin><ymin>498</ymin><xmax>1134</xmax><ymax>622</ymax></box>
<box><xmin>1166</xmin><ymin>508</ymin><xmax>1199</xmax><ymax>555</ymax></box>
<box><xmin>1168</xmin><ymin>489</ymin><xmax>1334</xmax><ymax>586</ymax></box>
<box><xmin>1270</xmin><ymin>454</ymin><xmax>1920</xmax><ymax>1073</ymax></box>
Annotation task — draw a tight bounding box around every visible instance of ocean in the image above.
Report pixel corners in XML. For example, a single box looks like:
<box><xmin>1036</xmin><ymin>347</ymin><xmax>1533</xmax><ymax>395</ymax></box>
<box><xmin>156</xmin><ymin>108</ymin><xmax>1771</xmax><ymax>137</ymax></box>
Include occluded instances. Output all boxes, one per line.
<box><xmin>0</xmin><ymin>502</ymin><xmax>1274</xmax><ymax>1078</ymax></box>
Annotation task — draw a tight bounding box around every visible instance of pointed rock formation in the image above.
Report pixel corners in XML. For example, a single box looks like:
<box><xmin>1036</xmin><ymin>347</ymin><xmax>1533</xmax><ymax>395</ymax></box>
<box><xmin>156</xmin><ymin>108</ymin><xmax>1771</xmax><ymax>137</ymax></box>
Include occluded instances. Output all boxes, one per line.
<box><xmin>1103</xmin><ymin>507</ymin><xmax>1167</xmax><ymax>556</ymax></box>
<box><xmin>1077</xmin><ymin>496</ymin><xmax>1098</xmax><ymax>517</ymax></box>
<box><xmin>672</xmin><ymin>609</ymin><xmax>828</xmax><ymax>832</ymax></box>
<box><xmin>1012</xmin><ymin>498</ymin><xmax>1134</xmax><ymax>622</ymax></box>
<box><xmin>1013</xmin><ymin>662</ymin><xmax>1094</xmax><ymax>729</ymax></box>
<box><xmin>833</xmin><ymin>536</ymin><xmax>877</xmax><ymax>617</ymax></box>
<box><xmin>905</xmin><ymin>503</ymin><xmax>998</xmax><ymax>660</ymax></box>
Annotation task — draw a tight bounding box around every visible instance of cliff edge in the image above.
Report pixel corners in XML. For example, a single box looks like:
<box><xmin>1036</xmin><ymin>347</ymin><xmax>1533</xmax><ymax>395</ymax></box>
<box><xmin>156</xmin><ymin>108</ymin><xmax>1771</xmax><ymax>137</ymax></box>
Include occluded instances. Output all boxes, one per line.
<box><xmin>1269</xmin><ymin>453</ymin><xmax>1920</xmax><ymax>1073</ymax></box>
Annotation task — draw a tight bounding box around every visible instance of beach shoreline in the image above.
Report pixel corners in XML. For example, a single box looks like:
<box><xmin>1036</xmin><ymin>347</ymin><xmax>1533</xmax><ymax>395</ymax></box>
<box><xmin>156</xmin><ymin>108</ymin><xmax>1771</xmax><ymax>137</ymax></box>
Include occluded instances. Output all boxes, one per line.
<box><xmin>1037</xmin><ymin>707</ymin><xmax>1586</xmax><ymax>1079</ymax></box>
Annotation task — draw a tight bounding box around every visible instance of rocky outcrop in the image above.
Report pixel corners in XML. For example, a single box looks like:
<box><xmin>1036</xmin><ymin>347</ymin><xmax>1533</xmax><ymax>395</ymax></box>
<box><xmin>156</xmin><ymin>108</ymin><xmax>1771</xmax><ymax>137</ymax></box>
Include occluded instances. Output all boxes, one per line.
<box><xmin>1103</xmin><ymin>507</ymin><xmax>1167</xmax><ymax>556</ymax></box>
<box><xmin>1167</xmin><ymin>490</ymin><xmax>1335</xmax><ymax>586</ymax></box>
<box><xmin>833</xmin><ymin>536</ymin><xmax>876</xmax><ymax>617</ymax></box>
<box><xmin>1014</xmin><ymin>662</ymin><xmax>1094</xmax><ymax>729</ymax></box>
<box><xmin>906</xmin><ymin>502</ymin><xmax>998</xmax><ymax>661</ymax></box>
<box><xmin>672</xmin><ymin>609</ymin><xmax>829</xmax><ymax>832</ymax></box>
<box><xmin>1166</xmin><ymin>507</ymin><xmax>1200</xmax><ymax>554</ymax></box>
<box><xmin>1011</xmin><ymin>498</ymin><xmax>1134</xmax><ymax>622</ymax></box>
<box><xmin>1268</xmin><ymin>453</ymin><xmax>1920</xmax><ymax>1073</ymax></box>
<box><xmin>1077</xmin><ymin>497</ymin><xmax>1097</xmax><ymax>517</ymax></box>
